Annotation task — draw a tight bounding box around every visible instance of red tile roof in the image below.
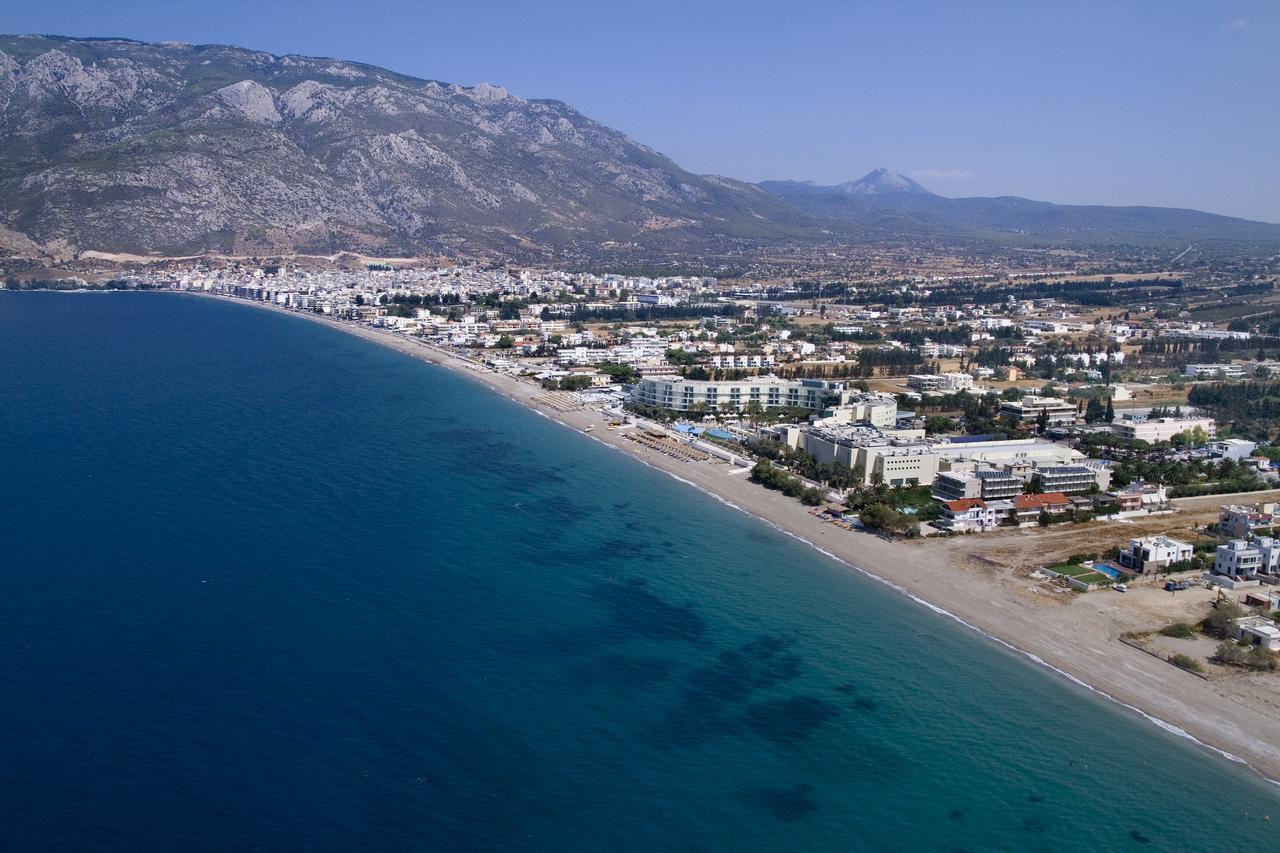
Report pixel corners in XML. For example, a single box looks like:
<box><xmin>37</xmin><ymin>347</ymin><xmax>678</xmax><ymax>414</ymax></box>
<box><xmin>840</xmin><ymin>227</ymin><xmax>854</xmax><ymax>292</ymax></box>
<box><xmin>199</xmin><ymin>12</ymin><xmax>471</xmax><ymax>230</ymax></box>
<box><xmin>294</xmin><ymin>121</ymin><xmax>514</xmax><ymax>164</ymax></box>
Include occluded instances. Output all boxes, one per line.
<box><xmin>1013</xmin><ymin>492</ymin><xmax>1070</xmax><ymax>510</ymax></box>
<box><xmin>944</xmin><ymin>498</ymin><xmax>987</xmax><ymax>512</ymax></box>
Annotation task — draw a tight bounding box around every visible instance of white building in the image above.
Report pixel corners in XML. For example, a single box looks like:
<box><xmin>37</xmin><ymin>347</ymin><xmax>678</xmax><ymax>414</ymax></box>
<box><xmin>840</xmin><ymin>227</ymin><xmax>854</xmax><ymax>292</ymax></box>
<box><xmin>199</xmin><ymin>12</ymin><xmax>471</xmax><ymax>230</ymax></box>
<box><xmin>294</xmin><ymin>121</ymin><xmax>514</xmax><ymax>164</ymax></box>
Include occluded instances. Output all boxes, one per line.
<box><xmin>1214</xmin><ymin>538</ymin><xmax>1280</xmax><ymax>579</ymax></box>
<box><xmin>1208</xmin><ymin>439</ymin><xmax>1257</xmax><ymax>461</ymax></box>
<box><xmin>998</xmin><ymin>396</ymin><xmax>1076</xmax><ymax>425</ymax></box>
<box><xmin>632</xmin><ymin>376</ymin><xmax>833</xmax><ymax>412</ymax></box>
<box><xmin>907</xmin><ymin>373</ymin><xmax>974</xmax><ymax>393</ymax></box>
<box><xmin>1111</xmin><ymin>416</ymin><xmax>1215</xmax><ymax>443</ymax></box>
<box><xmin>710</xmin><ymin>354</ymin><xmax>776</xmax><ymax>369</ymax></box>
<box><xmin>1117</xmin><ymin>536</ymin><xmax>1193</xmax><ymax>574</ymax></box>
<box><xmin>1183</xmin><ymin>363</ymin><xmax>1246</xmax><ymax>379</ymax></box>
<box><xmin>1234</xmin><ymin>616</ymin><xmax>1280</xmax><ymax>651</ymax></box>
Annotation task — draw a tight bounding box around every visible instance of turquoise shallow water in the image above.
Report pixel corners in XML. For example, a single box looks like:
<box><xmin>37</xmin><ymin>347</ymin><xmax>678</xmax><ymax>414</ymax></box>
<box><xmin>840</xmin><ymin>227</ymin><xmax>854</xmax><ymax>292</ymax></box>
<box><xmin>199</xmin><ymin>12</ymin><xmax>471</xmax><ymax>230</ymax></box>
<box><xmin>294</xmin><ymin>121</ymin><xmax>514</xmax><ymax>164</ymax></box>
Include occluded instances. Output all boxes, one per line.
<box><xmin>1</xmin><ymin>291</ymin><xmax>1277</xmax><ymax>851</ymax></box>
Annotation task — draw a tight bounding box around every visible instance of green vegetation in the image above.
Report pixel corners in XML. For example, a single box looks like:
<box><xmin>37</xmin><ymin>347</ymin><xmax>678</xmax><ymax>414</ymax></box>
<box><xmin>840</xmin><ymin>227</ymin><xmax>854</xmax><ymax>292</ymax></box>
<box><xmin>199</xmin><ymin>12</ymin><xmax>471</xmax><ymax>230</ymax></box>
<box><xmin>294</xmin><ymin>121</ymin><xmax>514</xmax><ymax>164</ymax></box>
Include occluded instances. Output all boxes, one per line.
<box><xmin>1169</xmin><ymin>654</ymin><xmax>1205</xmax><ymax>674</ymax></box>
<box><xmin>1159</xmin><ymin>623</ymin><xmax>1198</xmax><ymax>639</ymax></box>
<box><xmin>541</xmin><ymin>375</ymin><xmax>592</xmax><ymax>391</ymax></box>
<box><xmin>596</xmin><ymin>362</ymin><xmax>638</xmax><ymax>383</ymax></box>
<box><xmin>1047</xmin><ymin>562</ymin><xmax>1112</xmax><ymax>586</ymax></box>
<box><xmin>1215</xmin><ymin>641</ymin><xmax>1280</xmax><ymax>671</ymax></box>
<box><xmin>1202</xmin><ymin>600</ymin><xmax>1246</xmax><ymax>639</ymax></box>
<box><xmin>843</xmin><ymin>484</ymin><xmax>940</xmax><ymax>522</ymax></box>
<box><xmin>858</xmin><ymin>503</ymin><xmax>920</xmax><ymax>538</ymax></box>
<box><xmin>750</xmin><ymin>460</ymin><xmax>825</xmax><ymax>506</ymax></box>
<box><xmin>1188</xmin><ymin>380</ymin><xmax>1280</xmax><ymax>442</ymax></box>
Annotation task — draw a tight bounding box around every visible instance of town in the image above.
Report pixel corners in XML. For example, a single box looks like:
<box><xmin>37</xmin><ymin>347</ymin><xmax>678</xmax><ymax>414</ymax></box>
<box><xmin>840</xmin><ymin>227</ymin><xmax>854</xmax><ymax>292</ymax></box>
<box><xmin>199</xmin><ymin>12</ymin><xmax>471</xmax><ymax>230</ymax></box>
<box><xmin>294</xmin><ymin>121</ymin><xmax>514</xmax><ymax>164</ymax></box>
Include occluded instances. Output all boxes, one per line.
<box><xmin>19</xmin><ymin>254</ymin><xmax>1280</xmax><ymax>679</ymax></box>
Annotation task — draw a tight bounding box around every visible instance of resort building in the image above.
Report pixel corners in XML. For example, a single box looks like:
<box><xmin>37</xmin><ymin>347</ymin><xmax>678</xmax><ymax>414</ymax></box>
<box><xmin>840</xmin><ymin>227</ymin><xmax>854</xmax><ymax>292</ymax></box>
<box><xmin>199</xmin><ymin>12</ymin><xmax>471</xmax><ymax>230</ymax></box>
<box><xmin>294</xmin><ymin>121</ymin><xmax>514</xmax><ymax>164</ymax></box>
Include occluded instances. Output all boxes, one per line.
<box><xmin>632</xmin><ymin>376</ymin><xmax>834</xmax><ymax>412</ymax></box>
<box><xmin>1032</xmin><ymin>462</ymin><xmax>1111</xmax><ymax>495</ymax></box>
<box><xmin>932</xmin><ymin>469</ymin><xmax>1023</xmax><ymax>502</ymax></box>
<box><xmin>815</xmin><ymin>392</ymin><xmax>899</xmax><ymax>429</ymax></box>
<box><xmin>998</xmin><ymin>395</ymin><xmax>1077</xmax><ymax>425</ymax></box>
<box><xmin>1183</xmin><ymin>363</ymin><xmax>1246</xmax><ymax>380</ymax></box>
<box><xmin>1117</xmin><ymin>536</ymin><xmax>1193</xmax><ymax>574</ymax></box>
<box><xmin>907</xmin><ymin>373</ymin><xmax>974</xmax><ymax>393</ymax></box>
<box><xmin>1111</xmin><ymin>416</ymin><xmax>1215</xmax><ymax>443</ymax></box>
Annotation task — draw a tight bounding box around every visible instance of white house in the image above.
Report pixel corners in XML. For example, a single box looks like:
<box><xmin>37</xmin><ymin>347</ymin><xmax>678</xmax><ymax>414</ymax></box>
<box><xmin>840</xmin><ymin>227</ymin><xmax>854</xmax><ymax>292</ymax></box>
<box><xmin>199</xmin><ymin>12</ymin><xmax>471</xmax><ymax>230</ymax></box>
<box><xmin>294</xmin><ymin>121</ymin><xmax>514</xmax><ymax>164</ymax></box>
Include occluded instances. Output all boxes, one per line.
<box><xmin>1117</xmin><ymin>536</ymin><xmax>1193</xmax><ymax>574</ymax></box>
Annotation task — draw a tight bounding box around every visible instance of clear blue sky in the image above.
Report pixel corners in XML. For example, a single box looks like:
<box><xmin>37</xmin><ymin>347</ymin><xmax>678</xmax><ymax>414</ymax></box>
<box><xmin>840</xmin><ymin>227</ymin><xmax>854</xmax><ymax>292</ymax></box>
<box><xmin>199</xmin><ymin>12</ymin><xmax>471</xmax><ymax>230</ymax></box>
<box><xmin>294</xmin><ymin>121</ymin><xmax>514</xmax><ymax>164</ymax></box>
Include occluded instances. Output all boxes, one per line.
<box><xmin>8</xmin><ymin>0</ymin><xmax>1279</xmax><ymax>221</ymax></box>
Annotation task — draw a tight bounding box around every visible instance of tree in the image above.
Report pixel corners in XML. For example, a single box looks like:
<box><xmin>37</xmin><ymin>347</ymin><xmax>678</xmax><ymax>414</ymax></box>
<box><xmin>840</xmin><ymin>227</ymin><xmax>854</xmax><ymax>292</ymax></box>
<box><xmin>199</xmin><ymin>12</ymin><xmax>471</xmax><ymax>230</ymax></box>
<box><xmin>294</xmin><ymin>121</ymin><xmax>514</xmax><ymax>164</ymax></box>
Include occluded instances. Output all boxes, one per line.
<box><xmin>496</xmin><ymin>335</ymin><xmax>514</xmax><ymax>349</ymax></box>
<box><xmin>1104</xmin><ymin>397</ymin><xmax>1115</xmax><ymax>423</ymax></box>
<box><xmin>1203</xmin><ymin>601</ymin><xmax>1245</xmax><ymax>638</ymax></box>
<box><xmin>860</xmin><ymin>503</ymin><xmax>905</xmax><ymax>534</ymax></box>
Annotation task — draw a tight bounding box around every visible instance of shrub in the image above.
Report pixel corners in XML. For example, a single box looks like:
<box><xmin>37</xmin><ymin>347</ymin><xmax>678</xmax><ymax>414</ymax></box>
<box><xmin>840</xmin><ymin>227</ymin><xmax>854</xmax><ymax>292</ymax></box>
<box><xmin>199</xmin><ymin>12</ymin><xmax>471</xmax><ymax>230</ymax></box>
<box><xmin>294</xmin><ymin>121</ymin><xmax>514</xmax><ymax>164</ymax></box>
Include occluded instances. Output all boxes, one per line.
<box><xmin>1246</xmin><ymin>646</ymin><xmax>1279</xmax><ymax>672</ymax></box>
<box><xmin>1169</xmin><ymin>654</ymin><xmax>1205</xmax><ymax>673</ymax></box>
<box><xmin>1160</xmin><ymin>623</ymin><xmax>1197</xmax><ymax>639</ymax></box>
<box><xmin>1215</xmin><ymin>641</ymin><xmax>1249</xmax><ymax>666</ymax></box>
<box><xmin>1203</xmin><ymin>601</ymin><xmax>1246</xmax><ymax>639</ymax></box>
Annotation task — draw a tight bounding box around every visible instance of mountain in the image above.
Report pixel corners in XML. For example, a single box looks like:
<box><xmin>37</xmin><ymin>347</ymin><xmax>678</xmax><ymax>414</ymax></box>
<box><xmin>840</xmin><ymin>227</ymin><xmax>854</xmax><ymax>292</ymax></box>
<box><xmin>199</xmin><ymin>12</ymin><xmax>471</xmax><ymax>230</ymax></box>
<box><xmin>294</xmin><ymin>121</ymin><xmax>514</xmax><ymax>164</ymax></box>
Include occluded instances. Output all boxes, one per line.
<box><xmin>837</xmin><ymin>167</ymin><xmax>933</xmax><ymax>195</ymax></box>
<box><xmin>760</xmin><ymin>174</ymin><xmax>1280</xmax><ymax>250</ymax></box>
<box><xmin>2</xmin><ymin>35</ymin><xmax>1277</xmax><ymax>262</ymax></box>
<box><xmin>761</xmin><ymin>168</ymin><xmax>933</xmax><ymax>199</ymax></box>
<box><xmin>0</xmin><ymin>35</ymin><xmax>816</xmax><ymax>259</ymax></box>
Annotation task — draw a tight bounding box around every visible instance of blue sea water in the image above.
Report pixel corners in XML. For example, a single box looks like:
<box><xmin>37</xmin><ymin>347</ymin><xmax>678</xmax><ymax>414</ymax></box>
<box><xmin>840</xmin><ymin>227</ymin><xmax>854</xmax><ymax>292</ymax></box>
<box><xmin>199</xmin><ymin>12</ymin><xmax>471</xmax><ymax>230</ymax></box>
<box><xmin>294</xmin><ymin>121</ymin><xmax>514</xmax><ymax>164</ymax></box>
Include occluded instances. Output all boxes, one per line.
<box><xmin>1</xmin><ymin>291</ymin><xmax>1277</xmax><ymax>851</ymax></box>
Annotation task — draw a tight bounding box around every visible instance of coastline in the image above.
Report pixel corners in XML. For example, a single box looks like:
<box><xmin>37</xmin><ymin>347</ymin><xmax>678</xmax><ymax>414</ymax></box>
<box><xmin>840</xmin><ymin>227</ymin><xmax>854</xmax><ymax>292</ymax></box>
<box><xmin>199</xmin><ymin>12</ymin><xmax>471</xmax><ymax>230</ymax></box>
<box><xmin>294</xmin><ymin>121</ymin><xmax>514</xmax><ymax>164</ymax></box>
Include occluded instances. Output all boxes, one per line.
<box><xmin>187</xmin><ymin>292</ymin><xmax>1280</xmax><ymax>786</ymax></box>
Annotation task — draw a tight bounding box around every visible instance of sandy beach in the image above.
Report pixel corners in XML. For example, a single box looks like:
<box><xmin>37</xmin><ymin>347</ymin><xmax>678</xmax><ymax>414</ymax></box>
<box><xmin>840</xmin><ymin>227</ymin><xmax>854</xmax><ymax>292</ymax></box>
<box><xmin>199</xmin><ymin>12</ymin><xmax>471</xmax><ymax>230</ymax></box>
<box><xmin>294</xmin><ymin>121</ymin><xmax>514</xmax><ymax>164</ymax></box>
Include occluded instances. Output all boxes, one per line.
<box><xmin>198</xmin><ymin>293</ymin><xmax>1280</xmax><ymax>786</ymax></box>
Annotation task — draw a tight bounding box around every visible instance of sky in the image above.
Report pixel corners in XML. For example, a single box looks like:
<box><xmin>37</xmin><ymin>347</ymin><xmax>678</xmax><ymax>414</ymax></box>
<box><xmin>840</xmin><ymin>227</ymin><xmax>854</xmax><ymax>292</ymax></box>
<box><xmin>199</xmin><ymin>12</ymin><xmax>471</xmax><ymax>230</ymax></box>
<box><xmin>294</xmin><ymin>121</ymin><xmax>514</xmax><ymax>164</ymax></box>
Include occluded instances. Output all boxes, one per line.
<box><xmin>7</xmin><ymin>0</ymin><xmax>1279</xmax><ymax>222</ymax></box>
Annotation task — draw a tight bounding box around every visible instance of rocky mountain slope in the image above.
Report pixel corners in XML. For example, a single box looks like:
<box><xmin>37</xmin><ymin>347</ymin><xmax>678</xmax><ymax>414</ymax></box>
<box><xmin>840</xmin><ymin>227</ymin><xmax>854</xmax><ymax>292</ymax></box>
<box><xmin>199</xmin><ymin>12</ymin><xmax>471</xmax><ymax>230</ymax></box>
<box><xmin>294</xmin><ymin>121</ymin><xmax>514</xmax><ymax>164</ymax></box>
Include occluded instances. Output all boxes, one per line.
<box><xmin>3</xmin><ymin>36</ymin><xmax>1277</xmax><ymax>261</ymax></box>
<box><xmin>0</xmin><ymin>35</ymin><xmax>815</xmax><ymax>259</ymax></box>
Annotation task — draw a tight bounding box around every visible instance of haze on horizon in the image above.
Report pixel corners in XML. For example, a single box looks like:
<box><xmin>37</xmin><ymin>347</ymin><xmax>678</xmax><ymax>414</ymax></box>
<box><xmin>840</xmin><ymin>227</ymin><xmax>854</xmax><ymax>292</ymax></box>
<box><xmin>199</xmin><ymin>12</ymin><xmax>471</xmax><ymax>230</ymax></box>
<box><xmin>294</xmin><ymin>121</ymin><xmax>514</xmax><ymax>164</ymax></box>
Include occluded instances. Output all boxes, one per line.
<box><xmin>8</xmin><ymin>0</ymin><xmax>1279</xmax><ymax>223</ymax></box>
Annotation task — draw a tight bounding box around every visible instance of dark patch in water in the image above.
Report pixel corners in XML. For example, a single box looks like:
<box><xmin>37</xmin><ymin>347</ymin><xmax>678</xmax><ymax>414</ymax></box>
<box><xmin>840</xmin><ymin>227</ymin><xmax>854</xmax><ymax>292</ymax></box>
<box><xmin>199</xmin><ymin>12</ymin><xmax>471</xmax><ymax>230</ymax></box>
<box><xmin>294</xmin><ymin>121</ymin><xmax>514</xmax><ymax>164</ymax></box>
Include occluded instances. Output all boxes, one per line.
<box><xmin>1023</xmin><ymin>815</ymin><xmax>1049</xmax><ymax>833</ymax></box>
<box><xmin>683</xmin><ymin>635</ymin><xmax>800</xmax><ymax>704</ymax></box>
<box><xmin>851</xmin><ymin>696</ymin><xmax>878</xmax><ymax>712</ymax></box>
<box><xmin>590</xmin><ymin>579</ymin><xmax>707</xmax><ymax>645</ymax></box>
<box><xmin>570</xmin><ymin>654</ymin><xmax>679</xmax><ymax>687</ymax></box>
<box><xmin>949</xmin><ymin>809</ymin><xmax>964</xmax><ymax>821</ymax></box>
<box><xmin>654</xmin><ymin>635</ymin><xmax>802</xmax><ymax>747</ymax></box>
<box><xmin>596</xmin><ymin>537</ymin><xmax>654</xmax><ymax>560</ymax></box>
<box><xmin>537</xmin><ymin>494</ymin><xmax>593</xmax><ymax>523</ymax></box>
<box><xmin>1028</xmin><ymin>793</ymin><xmax>1045</xmax><ymax>803</ymax></box>
<box><xmin>739</xmin><ymin>783</ymin><xmax>820</xmax><ymax>822</ymax></box>
<box><xmin>741</xmin><ymin>696</ymin><xmax>839</xmax><ymax>745</ymax></box>
<box><xmin>833</xmin><ymin>683</ymin><xmax>856</xmax><ymax>694</ymax></box>
<box><xmin>1129</xmin><ymin>829</ymin><xmax>1151</xmax><ymax>844</ymax></box>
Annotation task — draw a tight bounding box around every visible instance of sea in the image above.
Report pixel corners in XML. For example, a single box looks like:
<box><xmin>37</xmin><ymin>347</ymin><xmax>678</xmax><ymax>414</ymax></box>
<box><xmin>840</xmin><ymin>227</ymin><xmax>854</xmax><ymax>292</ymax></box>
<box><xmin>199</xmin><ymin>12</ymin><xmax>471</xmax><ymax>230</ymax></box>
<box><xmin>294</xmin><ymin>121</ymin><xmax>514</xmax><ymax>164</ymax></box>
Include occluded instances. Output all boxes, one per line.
<box><xmin>1</xmin><ymin>290</ymin><xmax>1277</xmax><ymax>851</ymax></box>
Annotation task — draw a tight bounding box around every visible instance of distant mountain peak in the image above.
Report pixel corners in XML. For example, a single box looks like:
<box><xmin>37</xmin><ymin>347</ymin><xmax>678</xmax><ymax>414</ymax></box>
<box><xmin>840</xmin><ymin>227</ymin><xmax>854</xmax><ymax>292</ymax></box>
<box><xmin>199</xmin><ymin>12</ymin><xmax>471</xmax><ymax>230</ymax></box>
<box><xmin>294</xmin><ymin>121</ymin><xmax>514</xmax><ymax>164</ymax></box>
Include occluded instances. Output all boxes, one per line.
<box><xmin>839</xmin><ymin>168</ymin><xmax>932</xmax><ymax>195</ymax></box>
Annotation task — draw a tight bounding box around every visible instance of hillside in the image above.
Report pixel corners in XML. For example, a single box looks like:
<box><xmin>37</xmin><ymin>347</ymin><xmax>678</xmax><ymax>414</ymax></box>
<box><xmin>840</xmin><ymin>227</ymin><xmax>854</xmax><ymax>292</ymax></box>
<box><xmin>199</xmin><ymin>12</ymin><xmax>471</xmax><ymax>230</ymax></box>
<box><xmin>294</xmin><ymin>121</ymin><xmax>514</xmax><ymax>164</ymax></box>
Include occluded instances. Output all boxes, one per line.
<box><xmin>0</xmin><ymin>35</ymin><xmax>816</xmax><ymax>259</ymax></box>
<box><xmin>3</xmin><ymin>36</ymin><xmax>1277</xmax><ymax>262</ymax></box>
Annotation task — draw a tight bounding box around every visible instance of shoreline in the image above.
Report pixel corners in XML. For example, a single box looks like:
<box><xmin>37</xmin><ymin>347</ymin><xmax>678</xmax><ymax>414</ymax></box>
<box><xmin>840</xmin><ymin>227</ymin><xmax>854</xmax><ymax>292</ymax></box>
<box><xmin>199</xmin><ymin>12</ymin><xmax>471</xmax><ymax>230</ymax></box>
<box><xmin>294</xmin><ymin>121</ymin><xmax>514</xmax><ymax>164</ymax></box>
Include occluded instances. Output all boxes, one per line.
<box><xmin>186</xmin><ymin>291</ymin><xmax>1280</xmax><ymax>787</ymax></box>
